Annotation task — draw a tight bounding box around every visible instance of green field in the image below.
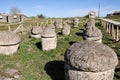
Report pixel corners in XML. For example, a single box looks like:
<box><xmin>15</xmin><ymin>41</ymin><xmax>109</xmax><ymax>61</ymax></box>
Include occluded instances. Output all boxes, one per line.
<box><xmin>106</xmin><ymin>15</ymin><xmax>120</xmax><ymax>22</ymax></box>
<box><xmin>0</xmin><ymin>18</ymin><xmax>120</xmax><ymax>80</ymax></box>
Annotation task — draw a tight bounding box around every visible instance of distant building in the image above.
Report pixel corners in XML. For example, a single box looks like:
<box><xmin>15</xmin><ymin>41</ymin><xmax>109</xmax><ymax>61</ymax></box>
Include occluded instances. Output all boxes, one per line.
<box><xmin>113</xmin><ymin>11</ymin><xmax>120</xmax><ymax>15</ymax></box>
<box><xmin>0</xmin><ymin>13</ymin><xmax>9</xmax><ymax>22</ymax></box>
<box><xmin>106</xmin><ymin>11</ymin><xmax>120</xmax><ymax>17</ymax></box>
<box><xmin>0</xmin><ymin>13</ymin><xmax>28</xmax><ymax>22</ymax></box>
<box><xmin>106</xmin><ymin>13</ymin><xmax>113</xmax><ymax>17</ymax></box>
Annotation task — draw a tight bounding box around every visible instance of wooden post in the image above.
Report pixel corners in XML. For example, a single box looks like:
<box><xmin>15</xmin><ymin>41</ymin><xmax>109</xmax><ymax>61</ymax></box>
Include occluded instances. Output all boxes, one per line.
<box><xmin>105</xmin><ymin>22</ymin><xmax>107</xmax><ymax>30</ymax></box>
<box><xmin>106</xmin><ymin>22</ymin><xmax>109</xmax><ymax>32</ymax></box>
<box><xmin>115</xmin><ymin>26</ymin><xmax>119</xmax><ymax>41</ymax></box>
<box><xmin>111</xmin><ymin>24</ymin><xmax>115</xmax><ymax>40</ymax></box>
<box><xmin>101</xmin><ymin>20</ymin><xmax>103</xmax><ymax>27</ymax></box>
<box><xmin>103</xmin><ymin>21</ymin><xmax>105</xmax><ymax>29</ymax></box>
<box><xmin>108</xmin><ymin>23</ymin><xmax>111</xmax><ymax>33</ymax></box>
<box><xmin>21</xmin><ymin>22</ymin><xmax>24</xmax><ymax>33</ymax></box>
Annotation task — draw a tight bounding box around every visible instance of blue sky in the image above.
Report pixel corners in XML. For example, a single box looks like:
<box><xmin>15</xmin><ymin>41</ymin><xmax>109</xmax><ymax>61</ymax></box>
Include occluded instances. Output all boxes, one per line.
<box><xmin>0</xmin><ymin>0</ymin><xmax>120</xmax><ymax>17</ymax></box>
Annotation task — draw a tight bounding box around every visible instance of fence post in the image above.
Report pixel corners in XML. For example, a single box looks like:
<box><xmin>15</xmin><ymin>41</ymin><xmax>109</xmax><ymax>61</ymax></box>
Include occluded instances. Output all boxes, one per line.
<box><xmin>111</xmin><ymin>24</ymin><xmax>115</xmax><ymax>40</ymax></box>
<box><xmin>116</xmin><ymin>26</ymin><xmax>119</xmax><ymax>41</ymax></box>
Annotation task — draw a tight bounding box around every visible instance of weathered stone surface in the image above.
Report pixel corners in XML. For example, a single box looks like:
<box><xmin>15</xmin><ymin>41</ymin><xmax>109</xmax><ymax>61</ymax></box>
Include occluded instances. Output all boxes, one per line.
<box><xmin>65</xmin><ymin>41</ymin><xmax>118</xmax><ymax>72</ymax></box>
<box><xmin>0</xmin><ymin>31</ymin><xmax>20</xmax><ymax>55</ymax></box>
<box><xmin>0</xmin><ymin>69</ymin><xmax>21</xmax><ymax>80</ymax></box>
<box><xmin>30</xmin><ymin>26</ymin><xmax>43</xmax><ymax>38</ymax></box>
<box><xmin>65</xmin><ymin>63</ymin><xmax>115</xmax><ymax>80</ymax></box>
<box><xmin>62</xmin><ymin>23</ymin><xmax>70</xmax><ymax>35</ymax></box>
<box><xmin>63</xmin><ymin>19</ymin><xmax>71</xmax><ymax>24</ymax></box>
<box><xmin>65</xmin><ymin>40</ymin><xmax>118</xmax><ymax>80</ymax></box>
<box><xmin>42</xmin><ymin>28</ymin><xmax>56</xmax><ymax>38</ymax></box>
<box><xmin>41</xmin><ymin>28</ymin><xmax>57</xmax><ymax>51</ymax></box>
<box><xmin>89</xmin><ymin>11</ymin><xmax>96</xmax><ymax>18</ymax></box>
<box><xmin>84</xmin><ymin>19</ymin><xmax>102</xmax><ymax>43</ymax></box>
<box><xmin>41</xmin><ymin>37</ymin><xmax>57</xmax><ymax>51</ymax></box>
<box><xmin>0</xmin><ymin>31</ymin><xmax>20</xmax><ymax>45</ymax></box>
<box><xmin>73</xmin><ymin>18</ymin><xmax>79</xmax><ymax>27</ymax></box>
<box><xmin>46</xmin><ymin>23</ymin><xmax>55</xmax><ymax>30</ymax></box>
<box><xmin>54</xmin><ymin>19</ymin><xmax>63</xmax><ymax>28</ymax></box>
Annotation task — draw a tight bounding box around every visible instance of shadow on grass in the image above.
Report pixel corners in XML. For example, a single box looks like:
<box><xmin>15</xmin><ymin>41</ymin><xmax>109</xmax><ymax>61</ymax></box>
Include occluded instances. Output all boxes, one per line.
<box><xmin>114</xmin><ymin>68</ymin><xmax>120</xmax><ymax>79</ymax></box>
<box><xmin>79</xmin><ymin>29</ymin><xmax>84</xmax><ymax>31</ymax></box>
<box><xmin>69</xmin><ymin>41</ymin><xmax>77</xmax><ymax>45</ymax></box>
<box><xmin>115</xmin><ymin>68</ymin><xmax>120</xmax><ymax>72</ymax></box>
<box><xmin>57</xmin><ymin>32</ymin><xmax>62</xmax><ymax>35</ymax></box>
<box><xmin>36</xmin><ymin>42</ymin><xmax>42</xmax><ymax>50</ymax></box>
<box><xmin>44</xmin><ymin>60</ymin><xmax>65</xmax><ymax>80</ymax></box>
<box><xmin>75</xmin><ymin>32</ymin><xmax>84</xmax><ymax>36</ymax></box>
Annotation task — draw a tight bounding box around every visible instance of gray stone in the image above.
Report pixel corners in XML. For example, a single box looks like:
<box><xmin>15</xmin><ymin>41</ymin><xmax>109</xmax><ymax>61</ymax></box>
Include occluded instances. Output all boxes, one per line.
<box><xmin>89</xmin><ymin>11</ymin><xmax>96</xmax><ymax>18</ymax></box>
<box><xmin>46</xmin><ymin>24</ymin><xmax>55</xmax><ymax>30</ymax></box>
<box><xmin>62</xmin><ymin>23</ymin><xmax>70</xmax><ymax>35</ymax></box>
<box><xmin>0</xmin><ymin>31</ymin><xmax>20</xmax><ymax>55</ymax></box>
<box><xmin>84</xmin><ymin>19</ymin><xmax>102</xmax><ymax>43</ymax></box>
<box><xmin>30</xmin><ymin>26</ymin><xmax>43</xmax><ymax>38</ymax></box>
<box><xmin>42</xmin><ymin>28</ymin><xmax>56</xmax><ymax>38</ymax></box>
<box><xmin>41</xmin><ymin>28</ymin><xmax>57</xmax><ymax>51</ymax></box>
<box><xmin>65</xmin><ymin>40</ymin><xmax>118</xmax><ymax>80</ymax></box>
<box><xmin>73</xmin><ymin>18</ymin><xmax>79</xmax><ymax>27</ymax></box>
<box><xmin>54</xmin><ymin>19</ymin><xmax>63</xmax><ymax>28</ymax></box>
<box><xmin>0</xmin><ymin>69</ymin><xmax>21</xmax><ymax>80</ymax></box>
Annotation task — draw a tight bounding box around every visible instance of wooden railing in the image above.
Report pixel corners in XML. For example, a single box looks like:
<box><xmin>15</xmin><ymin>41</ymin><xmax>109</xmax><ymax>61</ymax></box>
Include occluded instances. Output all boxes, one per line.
<box><xmin>100</xmin><ymin>18</ymin><xmax>120</xmax><ymax>41</ymax></box>
<box><xmin>14</xmin><ymin>22</ymin><xmax>24</xmax><ymax>34</ymax></box>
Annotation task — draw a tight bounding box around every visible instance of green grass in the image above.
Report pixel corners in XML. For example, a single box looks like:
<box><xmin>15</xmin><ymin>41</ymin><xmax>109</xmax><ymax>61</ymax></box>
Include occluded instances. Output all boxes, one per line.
<box><xmin>106</xmin><ymin>15</ymin><xmax>120</xmax><ymax>22</ymax></box>
<box><xmin>0</xmin><ymin>18</ymin><xmax>120</xmax><ymax>80</ymax></box>
<box><xmin>0</xmin><ymin>18</ymin><xmax>86</xmax><ymax>80</ymax></box>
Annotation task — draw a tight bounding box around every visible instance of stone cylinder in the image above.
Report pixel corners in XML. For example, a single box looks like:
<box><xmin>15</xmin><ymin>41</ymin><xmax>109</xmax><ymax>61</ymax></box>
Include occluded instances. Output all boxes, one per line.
<box><xmin>0</xmin><ymin>31</ymin><xmax>20</xmax><ymax>55</ymax></box>
<box><xmin>64</xmin><ymin>40</ymin><xmax>118</xmax><ymax>80</ymax></box>
<box><xmin>73</xmin><ymin>18</ymin><xmax>79</xmax><ymax>28</ymax></box>
<box><xmin>62</xmin><ymin>23</ymin><xmax>70</xmax><ymax>35</ymax></box>
<box><xmin>54</xmin><ymin>19</ymin><xmax>63</xmax><ymax>28</ymax></box>
<box><xmin>41</xmin><ymin>28</ymin><xmax>57</xmax><ymax>51</ymax></box>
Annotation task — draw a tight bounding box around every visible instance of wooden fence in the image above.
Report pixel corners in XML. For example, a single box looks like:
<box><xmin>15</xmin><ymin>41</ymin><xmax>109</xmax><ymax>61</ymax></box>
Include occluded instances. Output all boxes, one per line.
<box><xmin>100</xmin><ymin>18</ymin><xmax>120</xmax><ymax>41</ymax></box>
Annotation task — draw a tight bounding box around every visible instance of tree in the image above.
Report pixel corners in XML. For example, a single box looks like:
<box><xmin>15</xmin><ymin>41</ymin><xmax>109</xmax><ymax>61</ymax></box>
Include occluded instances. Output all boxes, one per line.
<box><xmin>37</xmin><ymin>14</ymin><xmax>46</xmax><ymax>18</ymax></box>
<box><xmin>84</xmin><ymin>14</ymin><xmax>89</xmax><ymax>18</ymax></box>
<box><xmin>10</xmin><ymin>7</ymin><xmax>21</xmax><ymax>14</ymax></box>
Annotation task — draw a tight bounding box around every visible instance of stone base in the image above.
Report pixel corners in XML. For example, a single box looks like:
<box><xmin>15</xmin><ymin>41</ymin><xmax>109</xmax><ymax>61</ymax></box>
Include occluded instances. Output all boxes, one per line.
<box><xmin>0</xmin><ymin>44</ymin><xmax>19</xmax><ymax>55</ymax></box>
<box><xmin>30</xmin><ymin>33</ymin><xmax>41</xmax><ymax>39</ymax></box>
<box><xmin>41</xmin><ymin>37</ymin><xmax>57</xmax><ymax>51</ymax></box>
<box><xmin>65</xmin><ymin>64</ymin><xmax>115</xmax><ymax>80</ymax></box>
<box><xmin>84</xmin><ymin>36</ymin><xmax>102</xmax><ymax>43</ymax></box>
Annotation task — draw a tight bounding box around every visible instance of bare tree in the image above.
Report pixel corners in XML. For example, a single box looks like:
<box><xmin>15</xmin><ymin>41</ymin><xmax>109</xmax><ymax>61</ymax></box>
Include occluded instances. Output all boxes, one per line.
<box><xmin>10</xmin><ymin>7</ymin><xmax>21</xmax><ymax>14</ymax></box>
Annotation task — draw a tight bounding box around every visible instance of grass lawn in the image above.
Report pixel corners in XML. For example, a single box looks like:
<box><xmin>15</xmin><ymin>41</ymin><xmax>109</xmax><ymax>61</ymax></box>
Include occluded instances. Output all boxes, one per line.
<box><xmin>0</xmin><ymin>18</ymin><xmax>120</xmax><ymax>80</ymax></box>
<box><xmin>105</xmin><ymin>15</ymin><xmax>120</xmax><ymax>22</ymax></box>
